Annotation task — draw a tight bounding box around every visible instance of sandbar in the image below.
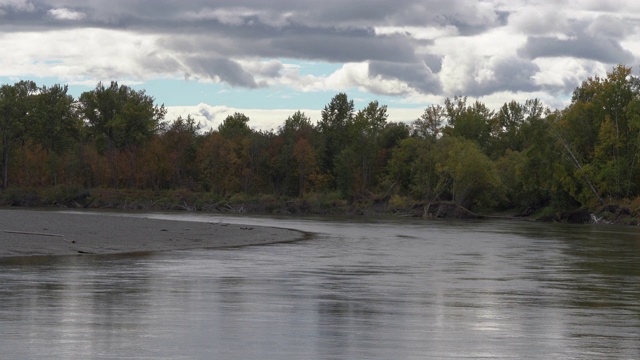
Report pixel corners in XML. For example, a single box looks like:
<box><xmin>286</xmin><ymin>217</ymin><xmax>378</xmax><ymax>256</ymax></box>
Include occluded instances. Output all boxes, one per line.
<box><xmin>0</xmin><ymin>209</ymin><xmax>305</xmax><ymax>258</ymax></box>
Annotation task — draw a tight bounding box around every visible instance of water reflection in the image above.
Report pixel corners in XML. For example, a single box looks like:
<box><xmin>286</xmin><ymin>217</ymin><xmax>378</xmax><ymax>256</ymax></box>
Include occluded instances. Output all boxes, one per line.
<box><xmin>1</xmin><ymin>216</ymin><xmax>640</xmax><ymax>359</ymax></box>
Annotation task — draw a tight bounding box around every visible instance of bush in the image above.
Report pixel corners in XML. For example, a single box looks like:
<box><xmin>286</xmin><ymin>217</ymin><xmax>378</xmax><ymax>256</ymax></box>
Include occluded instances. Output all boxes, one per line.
<box><xmin>43</xmin><ymin>186</ymin><xmax>90</xmax><ymax>207</ymax></box>
<box><xmin>387</xmin><ymin>195</ymin><xmax>412</xmax><ymax>211</ymax></box>
<box><xmin>0</xmin><ymin>188</ymin><xmax>41</xmax><ymax>206</ymax></box>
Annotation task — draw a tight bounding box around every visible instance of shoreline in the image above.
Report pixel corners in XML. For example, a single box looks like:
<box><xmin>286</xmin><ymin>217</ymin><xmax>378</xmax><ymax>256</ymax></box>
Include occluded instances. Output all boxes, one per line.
<box><xmin>0</xmin><ymin>209</ymin><xmax>306</xmax><ymax>259</ymax></box>
<box><xmin>2</xmin><ymin>187</ymin><xmax>639</xmax><ymax>225</ymax></box>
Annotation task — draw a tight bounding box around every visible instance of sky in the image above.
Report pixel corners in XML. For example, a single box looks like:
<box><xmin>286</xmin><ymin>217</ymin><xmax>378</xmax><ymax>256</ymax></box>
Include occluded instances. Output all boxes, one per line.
<box><xmin>1</xmin><ymin>0</ymin><xmax>640</xmax><ymax>131</ymax></box>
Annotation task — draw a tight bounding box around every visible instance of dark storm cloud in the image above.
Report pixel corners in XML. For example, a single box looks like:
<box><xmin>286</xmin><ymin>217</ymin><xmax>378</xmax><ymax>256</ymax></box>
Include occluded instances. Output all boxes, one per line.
<box><xmin>467</xmin><ymin>56</ymin><xmax>541</xmax><ymax>97</ymax></box>
<box><xmin>0</xmin><ymin>1</ymin><xmax>500</xmax><ymax>58</ymax></box>
<box><xmin>3</xmin><ymin>0</ymin><xmax>640</xmax><ymax>100</ymax></box>
<box><xmin>423</xmin><ymin>54</ymin><xmax>443</xmax><ymax>73</ymax></box>
<box><xmin>0</xmin><ymin>0</ymin><xmax>500</xmax><ymax>29</ymax></box>
<box><xmin>270</xmin><ymin>32</ymin><xmax>417</xmax><ymax>63</ymax></box>
<box><xmin>184</xmin><ymin>57</ymin><xmax>259</xmax><ymax>88</ymax></box>
<box><xmin>148</xmin><ymin>19</ymin><xmax>423</xmax><ymax>79</ymax></box>
<box><xmin>517</xmin><ymin>15</ymin><xmax>636</xmax><ymax>65</ymax></box>
<box><xmin>369</xmin><ymin>60</ymin><xmax>441</xmax><ymax>94</ymax></box>
<box><xmin>520</xmin><ymin>33</ymin><xmax>635</xmax><ymax>64</ymax></box>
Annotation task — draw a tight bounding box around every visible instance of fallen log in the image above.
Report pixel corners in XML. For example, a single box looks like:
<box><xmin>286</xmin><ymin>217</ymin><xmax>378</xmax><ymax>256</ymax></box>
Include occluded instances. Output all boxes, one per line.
<box><xmin>4</xmin><ymin>230</ymin><xmax>65</xmax><ymax>238</ymax></box>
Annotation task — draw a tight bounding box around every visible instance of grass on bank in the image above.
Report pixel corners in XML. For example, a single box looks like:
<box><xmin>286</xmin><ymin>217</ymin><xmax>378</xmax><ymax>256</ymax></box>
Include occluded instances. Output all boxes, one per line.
<box><xmin>2</xmin><ymin>186</ymin><xmax>640</xmax><ymax>224</ymax></box>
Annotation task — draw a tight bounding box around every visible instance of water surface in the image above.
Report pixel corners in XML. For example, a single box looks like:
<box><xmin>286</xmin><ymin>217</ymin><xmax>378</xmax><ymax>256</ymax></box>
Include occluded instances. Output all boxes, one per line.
<box><xmin>1</xmin><ymin>213</ymin><xmax>639</xmax><ymax>359</ymax></box>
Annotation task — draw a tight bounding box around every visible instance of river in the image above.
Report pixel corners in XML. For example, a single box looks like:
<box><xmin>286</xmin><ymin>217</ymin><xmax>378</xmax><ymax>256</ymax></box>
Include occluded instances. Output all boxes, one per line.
<box><xmin>1</xmin><ymin>213</ymin><xmax>639</xmax><ymax>359</ymax></box>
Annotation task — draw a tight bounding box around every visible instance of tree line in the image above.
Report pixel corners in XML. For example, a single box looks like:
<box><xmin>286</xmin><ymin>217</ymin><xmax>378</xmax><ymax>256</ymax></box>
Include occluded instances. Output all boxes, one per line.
<box><xmin>2</xmin><ymin>65</ymin><xmax>640</xmax><ymax>213</ymax></box>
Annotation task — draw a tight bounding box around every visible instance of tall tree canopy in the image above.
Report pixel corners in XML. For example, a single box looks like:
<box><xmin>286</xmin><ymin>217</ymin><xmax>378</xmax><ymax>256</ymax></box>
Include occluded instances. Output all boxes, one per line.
<box><xmin>0</xmin><ymin>81</ymin><xmax>37</xmax><ymax>188</ymax></box>
<box><xmin>2</xmin><ymin>66</ymin><xmax>640</xmax><ymax>215</ymax></box>
<box><xmin>318</xmin><ymin>93</ymin><xmax>354</xmax><ymax>175</ymax></box>
<box><xmin>79</xmin><ymin>81</ymin><xmax>166</xmax><ymax>152</ymax></box>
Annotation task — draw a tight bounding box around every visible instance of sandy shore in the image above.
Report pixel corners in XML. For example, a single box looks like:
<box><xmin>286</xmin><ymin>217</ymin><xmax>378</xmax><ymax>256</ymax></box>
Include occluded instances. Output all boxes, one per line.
<box><xmin>0</xmin><ymin>209</ymin><xmax>305</xmax><ymax>258</ymax></box>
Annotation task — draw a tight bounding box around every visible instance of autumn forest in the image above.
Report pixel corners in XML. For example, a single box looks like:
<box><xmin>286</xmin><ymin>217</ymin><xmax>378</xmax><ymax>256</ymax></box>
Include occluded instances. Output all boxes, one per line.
<box><xmin>2</xmin><ymin>65</ymin><xmax>640</xmax><ymax>216</ymax></box>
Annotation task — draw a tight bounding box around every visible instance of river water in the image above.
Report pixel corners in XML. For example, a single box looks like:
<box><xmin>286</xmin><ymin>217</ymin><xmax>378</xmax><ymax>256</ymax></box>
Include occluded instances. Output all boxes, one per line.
<box><xmin>1</xmin><ymin>213</ymin><xmax>639</xmax><ymax>359</ymax></box>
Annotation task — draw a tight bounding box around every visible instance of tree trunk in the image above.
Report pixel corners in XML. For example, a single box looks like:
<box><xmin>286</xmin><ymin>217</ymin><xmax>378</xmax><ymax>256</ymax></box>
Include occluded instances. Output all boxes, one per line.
<box><xmin>2</xmin><ymin>147</ymin><xmax>7</xmax><ymax>190</ymax></box>
<box><xmin>554</xmin><ymin>130</ymin><xmax>605</xmax><ymax>205</ymax></box>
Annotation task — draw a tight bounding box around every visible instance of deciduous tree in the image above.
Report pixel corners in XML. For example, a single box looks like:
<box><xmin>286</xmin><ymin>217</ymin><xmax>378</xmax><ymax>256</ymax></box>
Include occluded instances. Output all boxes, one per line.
<box><xmin>318</xmin><ymin>93</ymin><xmax>354</xmax><ymax>174</ymax></box>
<box><xmin>79</xmin><ymin>81</ymin><xmax>166</xmax><ymax>187</ymax></box>
<box><xmin>0</xmin><ymin>81</ymin><xmax>37</xmax><ymax>188</ymax></box>
<box><xmin>32</xmin><ymin>84</ymin><xmax>81</xmax><ymax>186</ymax></box>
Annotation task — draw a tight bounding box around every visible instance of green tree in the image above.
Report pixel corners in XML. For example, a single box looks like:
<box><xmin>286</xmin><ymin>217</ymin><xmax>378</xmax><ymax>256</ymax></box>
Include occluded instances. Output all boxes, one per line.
<box><xmin>32</xmin><ymin>84</ymin><xmax>81</xmax><ymax>186</ymax></box>
<box><xmin>282</xmin><ymin>110</ymin><xmax>313</xmax><ymax>135</ymax></box>
<box><xmin>386</xmin><ymin>137</ymin><xmax>418</xmax><ymax>196</ymax></box>
<box><xmin>275</xmin><ymin>111</ymin><xmax>322</xmax><ymax>196</ymax></box>
<box><xmin>435</xmin><ymin>136</ymin><xmax>502</xmax><ymax>209</ymax></box>
<box><xmin>494</xmin><ymin>150</ymin><xmax>526</xmax><ymax>209</ymax></box>
<box><xmin>197</xmin><ymin>132</ymin><xmax>241</xmax><ymax>195</ymax></box>
<box><xmin>347</xmin><ymin>101</ymin><xmax>388</xmax><ymax>194</ymax></box>
<box><xmin>377</xmin><ymin>121</ymin><xmax>410</xmax><ymax>191</ymax></box>
<box><xmin>551</xmin><ymin>65</ymin><xmax>640</xmax><ymax>204</ymax></box>
<box><xmin>379</xmin><ymin>122</ymin><xmax>409</xmax><ymax>150</ymax></box>
<box><xmin>213</xmin><ymin>113</ymin><xmax>257</xmax><ymax>193</ymax></box>
<box><xmin>331</xmin><ymin>101</ymin><xmax>390</xmax><ymax>197</ymax></box>
<box><xmin>385</xmin><ymin>137</ymin><xmax>441</xmax><ymax>202</ymax></box>
<box><xmin>293</xmin><ymin>136</ymin><xmax>320</xmax><ymax>197</ymax></box>
<box><xmin>80</xmin><ymin>81</ymin><xmax>165</xmax><ymax>151</ymax></box>
<box><xmin>318</xmin><ymin>93</ymin><xmax>354</xmax><ymax>174</ymax></box>
<box><xmin>218</xmin><ymin>112</ymin><xmax>251</xmax><ymax>139</ymax></box>
<box><xmin>334</xmin><ymin>146</ymin><xmax>359</xmax><ymax>197</ymax></box>
<box><xmin>491</xmin><ymin>101</ymin><xmax>525</xmax><ymax>157</ymax></box>
<box><xmin>414</xmin><ymin>104</ymin><xmax>445</xmax><ymax>139</ymax></box>
<box><xmin>444</xmin><ymin>97</ymin><xmax>494</xmax><ymax>153</ymax></box>
<box><xmin>79</xmin><ymin>81</ymin><xmax>166</xmax><ymax>187</ymax></box>
<box><xmin>514</xmin><ymin>112</ymin><xmax>558</xmax><ymax>210</ymax></box>
<box><xmin>157</xmin><ymin>115</ymin><xmax>200</xmax><ymax>188</ymax></box>
<box><xmin>246</xmin><ymin>130</ymin><xmax>277</xmax><ymax>194</ymax></box>
<box><xmin>0</xmin><ymin>80</ymin><xmax>37</xmax><ymax>189</ymax></box>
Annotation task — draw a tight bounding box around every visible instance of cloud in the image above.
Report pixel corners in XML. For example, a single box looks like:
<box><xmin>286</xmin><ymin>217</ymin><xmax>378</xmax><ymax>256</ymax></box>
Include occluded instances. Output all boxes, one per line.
<box><xmin>0</xmin><ymin>0</ymin><xmax>34</xmax><ymax>12</ymax></box>
<box><xmin>520</xmin><ymin>32</ymin><xmax>635</xmax><ymax>64</ymax></box>
<box><xmin>47</xmin><ymin>8</ymin><xmax>85</xmax><ymax>21</ymax></box>
<box><xmin>165</xmin><ymin>103</ymin><xmax>322</xmax><ymax>132</ymax></box>
<box><xmin>586</xmin><ymin>15</ymin><xmax>634</xmax><ymax>39</ymax></box>
<box><xmin>507</xmin><ymin>6</ymin><xmax>569</xmax><ymax>36</ymax></box>
<box><xmin>269</xmin><ymin>31</ymin><xmax>418</xmax><ymax>63</ymax></box>
<box><xmin>468</xmin><ymin>55</ymin><xmax>540</xmax><ymax>96</ymax></box>
<box><xmin>513</xmin><ymin>7</ymin><xmax>636</xmax><ymax>65</ymax></box>
<box><xmin>291</xmin><ymin>62</ymin><xmax>415</xmax><ymax>96</ymax></box>
<box><xmin>368</xmin><ymin>60</ymin><xmax>441</xmax><ymax>94</ymax></box>
<box><xmin>239</xmin><ymin>59</ymin><xmax>283</xmax><ymax>78</ymax></box>
<box><xmin>0</xmin><ymin>28</ymin><xmax>161</xmax><ymax>81</ymax></box>
<box><xmin>531</xmin><ymin>57</ymin><xmax>608</xmax><ymax>93</ymax></box>
<box><xmin>165</xmin><ymin>103</ymin><xmax>425</xmax><ymax>131</ymax></box>
<box><xmin>182</xmin><ymin>57</ymin><xmax>259</xmax><ymax>87</ymax></box>
<box><xmin>1</xmin><ymin>0</ymin><xmax>640</xmax><ymax>113</ymax></box>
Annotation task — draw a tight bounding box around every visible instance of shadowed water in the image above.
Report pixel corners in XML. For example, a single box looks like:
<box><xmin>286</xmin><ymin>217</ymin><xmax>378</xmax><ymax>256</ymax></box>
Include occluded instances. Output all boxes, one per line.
<box><xmin>1</xmin><ymin>214</ymin><xmax>640</xmax><ymax>359</ymax></box>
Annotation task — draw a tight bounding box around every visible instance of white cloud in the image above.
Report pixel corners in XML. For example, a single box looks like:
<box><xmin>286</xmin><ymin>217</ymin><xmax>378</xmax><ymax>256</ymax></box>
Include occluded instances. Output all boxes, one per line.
<box><xmin>165</xmin><ymin>104</ymin><xmax>322</xmax><ymax>132</ymax></box>
<box><xmin>586</xmin><ymin>14</ymin><xmax>633</xmax><ymax>38</ymax></box>
<box><xmin>477</xmin><ymin>90</ymin><xmax>569</xmax><ymax>111</ymax></box>
<box><xmin>0</xmin><ymin>0</ymin><xmax>639</xmax><ymax>117</ymax></box>
<box><xmin>183</xmin><ymin>7</ymin><xmax>293</xmax><ymax>27</ymax></box>
<box><xmin>507</xmin><ymin>6</ymin><xmax>570</xmax><ymax>36</ymax></box>
<box><xmin>433</xmin><ymin>28</ymin><xmax>528</xmax><ymax>96</ymax></box>
<box><xmin>48</xmin><ymin>8</ymin><xmax>87</xmax><ymax>21</ymax></box>
<box><xmin>532</xmin><ymin>57</ymin><xmax>608</xmax><ymax>90</ymax></box>
<box><xmin>320</xmin><ymin>63</ymin><xmax>412</xmax><ymax>95</ymax></box>
<box><xmin>261</xmin><ymin>61</ymin><xmax>413</xmax><ymax>96</ymax></box>
<box><xmin>165</xmin><ymin>103</ymin><xmax>426</xmax><ymax>131</ymax></box>
<box><xmin>0</xmin><ymin>29</ymin><xmax>164</xmax><ymax>82</ymax></box>
<box><xmin>374</xmin><ymin>26</ymin><xmax>459</xmax><ymax>40</ymax></box>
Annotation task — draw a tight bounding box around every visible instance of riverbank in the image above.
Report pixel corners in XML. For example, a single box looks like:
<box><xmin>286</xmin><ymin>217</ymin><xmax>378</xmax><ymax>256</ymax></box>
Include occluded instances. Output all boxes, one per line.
<box><xmin>0</xmin><ymin>209</ymin><xmax>305</xmax><ymax>258</ymax></box>
<box><xmin>2</xmin><ymin>187</ymin><xmax>640</xmax><ymax>225</ymax></box>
